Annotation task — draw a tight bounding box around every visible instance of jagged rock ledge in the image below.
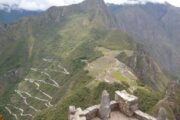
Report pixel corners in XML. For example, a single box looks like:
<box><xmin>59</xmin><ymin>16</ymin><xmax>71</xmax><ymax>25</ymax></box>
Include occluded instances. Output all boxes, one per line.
<box><xmin>69</xmin><ymin>90</ymin><xmax>167</xmax><ymax>120</ymax></box>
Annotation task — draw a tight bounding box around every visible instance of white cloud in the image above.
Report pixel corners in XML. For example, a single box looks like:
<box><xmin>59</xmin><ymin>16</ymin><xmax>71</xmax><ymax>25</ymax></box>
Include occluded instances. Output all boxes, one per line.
<box><xmin>105</xmin><ymin>0</ymin><xmax>180</xmax><ymax>6</ymax></box>
<box><xmin>18</xmin><ymin>0</ymin><xmax>48</xmax><ymax>10</ymax></box>
<box><xmin>0</xmin><ymin>0</ymin><xmax>179</xmax><ymax>10</ymax></box>
<box><xmin>105</xmin><ymin>0</ymin><xmax>165</xmax><ymax>4</ymax></box>
<box><xmin>0</xmin><ymin>0</ymin><xmax>84</xmax><ymax>10</ymax></box>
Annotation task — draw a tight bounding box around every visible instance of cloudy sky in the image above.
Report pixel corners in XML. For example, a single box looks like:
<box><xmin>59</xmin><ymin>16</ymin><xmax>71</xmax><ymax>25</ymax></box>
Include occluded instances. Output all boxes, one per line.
<box><xmin>0</xmin><ymin>0</ymin><xmax>179</xmax><ymax>10</ymax></box>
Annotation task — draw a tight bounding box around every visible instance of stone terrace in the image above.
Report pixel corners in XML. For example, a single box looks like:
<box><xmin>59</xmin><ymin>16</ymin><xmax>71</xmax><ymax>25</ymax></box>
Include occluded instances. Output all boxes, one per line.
<box><xmin>69</xmin><ymin>90</ymin><xmax>166</xmax><ymax>120</ymax></box>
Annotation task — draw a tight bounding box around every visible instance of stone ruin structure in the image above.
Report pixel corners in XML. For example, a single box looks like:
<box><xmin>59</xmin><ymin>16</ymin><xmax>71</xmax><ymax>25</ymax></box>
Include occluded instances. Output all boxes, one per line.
<box><xmin>157</xmin><ymin>108</ymin><xmax>167</xmax><ymax>120</ymax></box>
<box><xmin>69</xmin><ymin>90</ymin><xmax>167</xmax><ymax>120</ymax></box>
<box><xmin>99</xmin><ymin>90</ymin><xmax>111</xmax><ymax>120</ymax></box>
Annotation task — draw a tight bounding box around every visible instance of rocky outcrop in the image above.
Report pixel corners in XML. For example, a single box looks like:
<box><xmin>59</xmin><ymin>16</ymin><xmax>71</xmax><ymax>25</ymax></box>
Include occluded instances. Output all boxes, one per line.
<box><xmin>99</xmin><ymin>90</ymin><xmax>111</xmax><ymax>120</ymax></box>
<box><xmin>39</xmin><ymin>0</ymin><xmax>117</xmax><ymax>27</ymax></box>
<box><xmin>69</xmin><ymin>106</ymin><xmax>76</xmax><ymax>120</ymax></box>
<box><xmin>0</xmin><ymin>67</ymin><xmax>24</xmax><ymax>81</ymax></box>
<box><xmin>157</xmin><ymin>107</ymin><xmax>167</xmax><ymax>120</ymax></box>
<box><xmin>110</xmin><ymin>3</ymin><xmax>180</xmax><ymax>79</ymax></box>
<box><xmin>81</xmin><ymin>0</ymin><xmax>117</xmax><ymax>28</ymax></box>
<box><xmin>117</xmin><ymin>47</ymin><xmax>170</xmax><ymax>91</ymax></box>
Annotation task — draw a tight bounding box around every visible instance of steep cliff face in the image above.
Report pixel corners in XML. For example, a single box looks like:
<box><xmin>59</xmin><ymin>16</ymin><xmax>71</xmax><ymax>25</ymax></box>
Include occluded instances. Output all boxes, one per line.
<box><xmin>110</xmin><ymin>3</ymin><xmax>180</xmax><ymax>79</ymax></box>
<box><xmin>0</xmin><ymin>25</ymin><xmax>13</xmax><ymax>55</ymax></box>
<box><xmin>152</xmin><ymin>81</ymin><xmax>180</xmax><ymax>120</ymax></box>
<box><xmin>81</xmin><ymin>0</ymin><xmax>117</xmax><ymax>28</ymax></box>
<box><xmin>117</xmin><ymin>46</ymin><xmax>169</xmax><ymax>91</ymax></box>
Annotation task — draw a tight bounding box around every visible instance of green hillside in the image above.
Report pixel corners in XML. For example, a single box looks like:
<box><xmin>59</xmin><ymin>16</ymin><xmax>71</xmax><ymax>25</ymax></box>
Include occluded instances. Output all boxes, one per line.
<box><xmin>0</xmin><ymin>0</ymin><xmax>173</xmax><ymax>120</ymax></box>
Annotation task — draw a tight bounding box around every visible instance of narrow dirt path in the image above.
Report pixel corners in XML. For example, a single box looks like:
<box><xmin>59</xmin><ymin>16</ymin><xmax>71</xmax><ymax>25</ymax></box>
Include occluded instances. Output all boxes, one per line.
<box><xmin>6</xmin><ymin>58</ymin><xmax>70</xmax><ymax>119</ymax></box>
<box><xmin>5</xmin><ymin>106</ymin><xmax>18</xmax><ymax>120</ymax></box>
<box><xmin>25</xmin><ymin>78</ymin><xmax>53</xmax><ymax>100</ymax></box>
<box><xmin>7</xmin><ymin>104</ymin><xmax>33</xmax><ymax>118</ymax></box>
<box><xmin>15</xmin><ymin>90</ymin><xmax>40</xmax><ymax>112</ymax></box>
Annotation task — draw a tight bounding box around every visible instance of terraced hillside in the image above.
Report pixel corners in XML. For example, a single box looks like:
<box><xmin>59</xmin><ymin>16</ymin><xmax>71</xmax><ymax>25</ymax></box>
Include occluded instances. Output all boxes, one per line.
<box><xmin>85</xmin><ymin>47</ymin><xmax>138</xmax><ymax>92</ymax></box>
<box><xmin>5</xmin><ymin>58</ymin><xmax>70</xmax><ymax>120</ymax></box>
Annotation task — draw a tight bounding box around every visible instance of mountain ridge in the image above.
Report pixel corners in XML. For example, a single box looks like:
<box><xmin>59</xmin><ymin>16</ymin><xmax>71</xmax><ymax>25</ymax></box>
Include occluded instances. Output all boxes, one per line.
<box><xmin>0</xmin><ymin>4</ymin><xmax>41</xmax><ymax>24</ymax></box>
<box><xmin>109</xmin><ymin>3</ymin><xmax>180</xmax><ymax>79</ymax></box>
<box><xmin>0</xmin><ymin>0</ymin><xmax>178</xmax><ymax>120</ymax></box>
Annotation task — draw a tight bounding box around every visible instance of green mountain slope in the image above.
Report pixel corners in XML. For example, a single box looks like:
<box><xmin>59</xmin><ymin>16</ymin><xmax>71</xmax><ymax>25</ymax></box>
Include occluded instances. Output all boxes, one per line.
<box><xmin>109</xmin><ymin>3</ymin><xmax>180</xmax><ymax>80</ymax></box>
<box><xmin>0</xmin><ymin>0</ymin><xmax>172</xmax><ymax>120</ymax></box>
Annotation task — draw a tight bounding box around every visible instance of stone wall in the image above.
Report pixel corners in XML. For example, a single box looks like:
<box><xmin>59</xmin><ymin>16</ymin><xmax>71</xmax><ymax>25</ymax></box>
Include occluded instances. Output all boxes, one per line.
<box><xmin>68</xmin><ymin>90</ymin><xmax>165</xmax><ymax>120</ymax></box>
<box><xmin>69</xmin><ymin>101</ymin><xmax>119</xmax><ymax>120</ymax></box>
<box><xmin>135</xmin><ymin>110</ymin><xmax>156</xmax><ymax>120</ymax></box>
<box><xmin>115</xmin><ymin>90</ymin><xmax>138</xmax><ymax>116</ymax></box>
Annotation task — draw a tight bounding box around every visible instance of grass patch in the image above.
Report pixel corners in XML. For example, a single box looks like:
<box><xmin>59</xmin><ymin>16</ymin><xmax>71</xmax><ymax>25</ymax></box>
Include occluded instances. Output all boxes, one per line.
<box><xmin>112</xmin><ymin>71</ymin><xmax>129</xmax><ymax>81</ymax></box>
<box><xmin>134</xmin><ymin>87</ymin><xmax>163</xmax><ymax>112</ymax></box>
<box><xmin>34</xmin><ymin>82</ymin><xmax>128</xmax><ymax>120</ymax></box>
<box><xmin>112</xmin><ymin>71</ymin><xmax>137</xmax><ymax>88</ymax></box>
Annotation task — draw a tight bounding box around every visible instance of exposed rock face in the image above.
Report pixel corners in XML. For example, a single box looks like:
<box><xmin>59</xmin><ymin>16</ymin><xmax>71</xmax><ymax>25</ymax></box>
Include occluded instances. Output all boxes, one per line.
<box><xmin>99</xmin><ymin>90</ymin><xmax>111</xmax><ymax>120</ymax></box>
<box><xmin>0</xmin><ymin>67</ymin><xmax>24</xmax><ymax>81</ymax></box>
<box><xmin>69</xmin><ymin>106</ymin><xmax>86</xmax><ymax>120</ymax></box>
<box><xmin>157</xmin><ymin>107</ymin><xmax>167</xmax><ymax>120</ymax></box>
<box><xmin>117</xmin><ymin>47</ymin><xmax>169</xmax><ymax>91</ymax></box>
<box><xmin>41</xmin><ymin>0</ymin><xmax>117</xmax><ymax>27</ymax></box>
<box><xmin>110</xmin><ymin>3</ymin><xmax>180</xmax><ymax>79</ymax></box>
<box><xmin>75</xmin><ymin>108</ymin><xmax>86</xmax><ymax>120</ymax></box>
<box><xmin>84</xmin><ymin>105</ymin><xmax>99</xmax><ymax>120</ymax></box>
<box><xmin>69</xmin><ymin>106</ymin><xmax>76</xmax><ymax>120</ymax></box>
<box><xmin>84</xmin><ymin>0</ymin><xmax>105</xmax><ymax>7</ymax></box>
<box><xmin>81</xmin><ymin>0</ymin><xmax>117</xmax><ymax>28</ymax></box>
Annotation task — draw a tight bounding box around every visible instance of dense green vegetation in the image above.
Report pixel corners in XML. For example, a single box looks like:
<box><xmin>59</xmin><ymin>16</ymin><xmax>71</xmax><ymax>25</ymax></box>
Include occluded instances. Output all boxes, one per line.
<box><xmin>0</xmin><ymin>0</ymin><xmax>174</xmax><ymax>120</ymax></box>
<box><xmin>134</xmin><ymin>87</ymin><xmax>163</xmax><ymax>112</ymax></box>
<box><xmin>34</xmin><ymin>82</ymin><xmax>128</xmax><ymax>120</ymax></box>
<box><xmin>112</xmin><ymin>71</ymin><xmax>129</xmax><ymax>81</ymax></box>
<box><xmin>150</xmin><ymin>83</ymin><xmax>180</xmax><ymax>120</ymax></box>
<box><xmin>117</xmin><ymin>49</ymin><xmax>170</xmax><ymax>91</ymax></box>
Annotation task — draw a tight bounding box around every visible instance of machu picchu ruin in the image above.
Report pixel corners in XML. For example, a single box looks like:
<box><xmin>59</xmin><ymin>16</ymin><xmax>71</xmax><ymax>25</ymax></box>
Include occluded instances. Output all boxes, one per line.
<box><xmin>69</xmin><ymin>90</ymin><xmax>167</xmax><ymax>120</ymax></box>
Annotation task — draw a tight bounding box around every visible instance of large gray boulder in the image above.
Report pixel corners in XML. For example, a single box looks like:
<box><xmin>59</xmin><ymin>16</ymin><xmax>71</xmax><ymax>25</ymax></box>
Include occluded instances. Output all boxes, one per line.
<box><xmin>99</xmin><ymin>90</ymin><xmax>111</xmax><ymax>120</ymax></box>
<box><xmin>157</xmin><ymin>107</ymin><xmax>167</xmax><ymax>120</ymax></box>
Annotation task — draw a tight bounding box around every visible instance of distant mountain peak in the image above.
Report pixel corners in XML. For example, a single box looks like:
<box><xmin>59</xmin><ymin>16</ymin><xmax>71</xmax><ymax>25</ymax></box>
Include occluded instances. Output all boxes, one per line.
<box><xmin>83</xmin><ymin>0</ymin><xmax>106</xmax><ymax>8</ymax></box>
<box><xmin>0</xmin><ymin>4</ymin><xmax>41</xmax><ymax>23</ymax></box>
<box><xmin>0</xmin><ymin>4</ymin><xmax>19</xmax><ymax>12</ymax></box>
<box><xmin>108</xmin><ymin>0</ymin><xmax>169</xmax><ymax>6</ymax></box>
<box><xmin>85</xmin><ymin>0</ymin><xmax>105</xmax><ymax>4</ymax></box>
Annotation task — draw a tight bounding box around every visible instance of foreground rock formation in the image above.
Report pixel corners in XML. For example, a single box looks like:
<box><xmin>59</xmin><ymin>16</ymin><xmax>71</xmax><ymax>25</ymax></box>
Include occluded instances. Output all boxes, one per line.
<box><xmin>99</xmin><ymin>90</ymin><xmax>111</xmax><ymax>120</ymax></box>
<box><xmin>157</xmin><ymin>108</ymin><xmax>167</xmax><ymax>120</ymax></box>
<box><xmin>69</xmin><ymin>90</ymin><xmax>167</xmax><ymax>120</ymax></box>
